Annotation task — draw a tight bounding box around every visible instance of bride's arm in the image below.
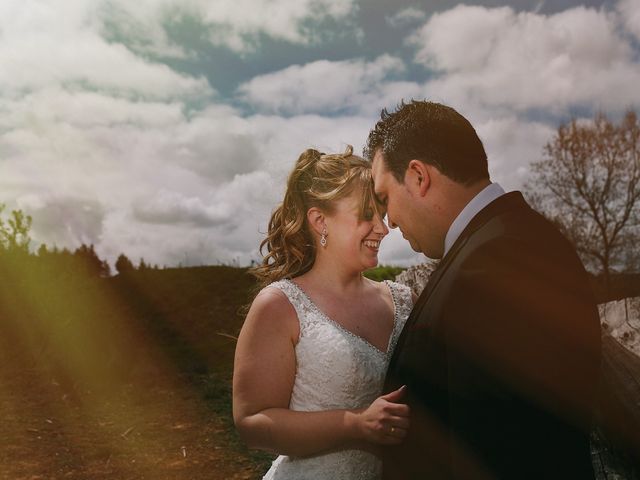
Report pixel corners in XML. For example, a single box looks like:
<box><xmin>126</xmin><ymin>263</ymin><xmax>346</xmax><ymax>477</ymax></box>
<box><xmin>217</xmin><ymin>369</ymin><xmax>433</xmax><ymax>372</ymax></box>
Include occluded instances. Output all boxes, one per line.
<box><xmin>232</xmin><ymin>288</ymin><xmax>409</xmax><ymax>457</ymax></box>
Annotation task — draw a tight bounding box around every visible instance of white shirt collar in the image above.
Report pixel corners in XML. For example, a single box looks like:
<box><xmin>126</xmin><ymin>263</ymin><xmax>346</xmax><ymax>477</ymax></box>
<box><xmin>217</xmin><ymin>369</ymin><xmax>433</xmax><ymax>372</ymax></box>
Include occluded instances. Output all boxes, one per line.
<box><xmin>443</xmin><ymin>182</ymin><xmax>506</xmax><ymax>256</ymax></box>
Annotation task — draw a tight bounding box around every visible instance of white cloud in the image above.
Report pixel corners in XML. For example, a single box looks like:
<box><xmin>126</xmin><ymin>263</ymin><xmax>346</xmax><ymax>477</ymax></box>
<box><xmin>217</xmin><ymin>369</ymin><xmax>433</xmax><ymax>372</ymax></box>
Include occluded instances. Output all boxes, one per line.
<box><xmin>164</xmin><ymin>106</ymin><xmax>263</xmax><ymax>184</ymax></box>
<box><xmin>238</xmin><ymin>55</ymin><xmax>418</xmax><ymax>115</ymax></box>
<box><xmin>0</xmin><ymin>85</ymin><xmax>268</xmax><ymax>266</ymax></box>
<box><xmin>8</xmin><ymin>0</ymin><xmax>636</xmax><ymax>271</ymax></box>
<box><xmin>131</xmin><ymin>190</ymin><xmax>230</xmax><ymax>227</ymax></box>
<box><xmin>0</xmin><ymin>88</ymin><xmax>185</xmax><ymax>130</ymax></box>
<box><xmin>0</xmin><ymin>0</ymin><xmax>418</xmax><ymax>269</ymax></box>
<box><xmin>100</xmin><ymin>0</ymin><xmax>359</xmax><ymax>55</ymax></box>
<box><xmin>475</xmin><ymin>116</ymin><xmax>556</xmax><ymax>189</ymax></box>
<box><xmin>16</xmin><ymin>194</ymin><xmax>107</xmax><ymax>249</ymax></box>
<box><xmin>409</xmin><ymin>4</ymin><xmax>640</xmax><ymax>113</ymax></box>
<box><xmin>97</xmin><ymin>0</ymin><xmax>193</xmax><ymax>60</ymax></box>
<box><xmin>98</xmin><ymin>211</ymin><xmax>221</xmax><ymax>267</ymax></box>
<box><xmin>618</xmin><ymin>0</ymin><xmax>640</xmax><ymax>41</ymax></box>
<box><xmin>386</xmin><ymin>7</ymin><xmax>427</xmax><ymax>27</ymax></box>
<box><xmin>197</xmin><ymin>0</ymin><xmax>358</xmax><ymax>52</ymax></box>
<box><xmin>0</xmin><ymin>0</ymin><xmax>212</xmax><ymax>100</ymax></box>
<box><xmin>244</xmin><ymin>113</ymin><xmax>373</xmax><ymax>174</ymax></box>
<box><xmin>0</xmin><ymin>77</ymin><xmax>424</xmax><ymax>267</ymax></box>
<box><xmin>378</xmin><ymin>229</ymin><xmax>428</xmax><ymax>266</ymax></box>
<box><xmin>1</xmin><ymin>0</ymin><xmax>359</xmax><ymax>69</ymax></box>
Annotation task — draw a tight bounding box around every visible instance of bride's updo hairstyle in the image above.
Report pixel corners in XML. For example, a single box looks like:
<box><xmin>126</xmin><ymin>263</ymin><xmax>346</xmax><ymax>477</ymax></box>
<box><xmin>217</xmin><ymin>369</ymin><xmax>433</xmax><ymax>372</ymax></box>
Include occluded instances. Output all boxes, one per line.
<box><xmin>252</xmin><ymin>145</ymin><xmax>375</xmax><ymax>287</ymax></box>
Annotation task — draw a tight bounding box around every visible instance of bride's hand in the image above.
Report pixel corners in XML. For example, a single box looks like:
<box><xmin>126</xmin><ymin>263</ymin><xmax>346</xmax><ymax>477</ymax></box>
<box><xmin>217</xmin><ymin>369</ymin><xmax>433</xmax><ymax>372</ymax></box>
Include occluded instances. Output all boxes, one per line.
<box><xmin>354</xmin><ymin>385</ymin><xmax>410</xmax><ymax>445</ymax></box>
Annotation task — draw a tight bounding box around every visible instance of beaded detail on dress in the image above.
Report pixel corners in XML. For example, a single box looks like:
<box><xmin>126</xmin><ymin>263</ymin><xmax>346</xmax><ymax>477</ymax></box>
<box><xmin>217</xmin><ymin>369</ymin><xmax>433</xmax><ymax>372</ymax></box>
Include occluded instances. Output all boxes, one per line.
<box><xmin>261</xmin><ymin>279</ymin><xmax>413</xmax><ymax>480</ymax></box>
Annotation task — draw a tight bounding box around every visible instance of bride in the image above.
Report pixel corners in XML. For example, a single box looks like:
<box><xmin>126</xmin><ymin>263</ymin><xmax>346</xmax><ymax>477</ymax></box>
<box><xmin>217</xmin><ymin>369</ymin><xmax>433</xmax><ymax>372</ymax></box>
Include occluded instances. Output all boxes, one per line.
<box><xmin>233</xmin><ymin>146</ymin><xmax>416</xmax><ymax>479</ymax></box>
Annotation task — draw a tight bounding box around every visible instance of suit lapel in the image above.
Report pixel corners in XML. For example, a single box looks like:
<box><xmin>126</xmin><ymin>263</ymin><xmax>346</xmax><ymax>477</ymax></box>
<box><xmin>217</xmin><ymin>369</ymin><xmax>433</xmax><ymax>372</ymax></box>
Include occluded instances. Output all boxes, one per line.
<box><xmin>422</xmin><ymin>191</ymin><xmax>528</xmax><ymax>302</ymax></box>
<box><xmin>386</xmin><ymin>237</ymin><xmax>467</xmax><ymax>375</ymax></box>
<box><xmin>387</xmin><ymin>192</ymin><xmax>529</xmax><ymax>376</ymax></box>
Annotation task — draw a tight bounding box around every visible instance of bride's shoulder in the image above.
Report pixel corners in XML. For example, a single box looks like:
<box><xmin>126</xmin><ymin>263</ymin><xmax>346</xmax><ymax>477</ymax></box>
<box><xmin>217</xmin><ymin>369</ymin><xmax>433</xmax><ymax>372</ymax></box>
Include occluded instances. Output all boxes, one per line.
<box><xmin>253</xmin><ymin>281</ymin><xmax>292</xmax><ymax>308</ymax></box>
<box><xmin>248</xmin><ymin>282</ymin><xmax>297</xmax><ymax>321</ymax></box>
<box><xmin>259</xmin><ymin>279</ymin><xmax>305</xmax><ymax>308</ymax></box>
<box><xmin>243</xmin><ymin>283</ymin><xmax>300</xmax><ymax>340</ymax></box>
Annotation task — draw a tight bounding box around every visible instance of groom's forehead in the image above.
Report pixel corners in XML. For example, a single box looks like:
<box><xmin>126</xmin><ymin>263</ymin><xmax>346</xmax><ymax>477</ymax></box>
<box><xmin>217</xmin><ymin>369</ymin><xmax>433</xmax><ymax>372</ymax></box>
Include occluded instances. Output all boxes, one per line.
<box><xmin>371</xmin><ymin>150</ymin><xmax>386</xmax><ymax>180</ymax></box>
<box><xmin>371</xmin><ymin>152</ymin><xmax>393</xmax><ymax>189</ymax></box>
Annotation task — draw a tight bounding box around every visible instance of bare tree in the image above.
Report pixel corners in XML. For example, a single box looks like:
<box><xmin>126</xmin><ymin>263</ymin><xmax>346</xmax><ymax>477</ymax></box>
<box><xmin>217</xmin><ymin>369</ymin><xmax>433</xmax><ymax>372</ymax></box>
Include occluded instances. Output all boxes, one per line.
<box><xmin>526</xmin><ymin>110</ymin><xmax>640</xmax><ymax>294</ymax></box>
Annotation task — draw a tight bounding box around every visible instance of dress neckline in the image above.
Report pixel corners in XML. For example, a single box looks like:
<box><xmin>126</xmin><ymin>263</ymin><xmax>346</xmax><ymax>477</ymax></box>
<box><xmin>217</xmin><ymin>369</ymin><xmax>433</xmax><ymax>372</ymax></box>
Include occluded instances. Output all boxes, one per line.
<box><xmin>284</xmin><ymin>278</ymin><xmax>398</xmax><ymax>357</ymax></box>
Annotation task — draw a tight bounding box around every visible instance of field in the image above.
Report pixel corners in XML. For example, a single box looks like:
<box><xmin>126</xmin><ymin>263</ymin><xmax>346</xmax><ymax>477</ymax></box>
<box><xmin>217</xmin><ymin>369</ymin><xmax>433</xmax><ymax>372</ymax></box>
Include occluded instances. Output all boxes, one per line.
<box><xmin>0</xmin><ymin>263</ymin><xmax>400</xmax><ymax>479</ymax></box>
<box><xmin>0</xmin><ymin>265</ymin><xmax>272</xmax><ymax>479</ymax></box>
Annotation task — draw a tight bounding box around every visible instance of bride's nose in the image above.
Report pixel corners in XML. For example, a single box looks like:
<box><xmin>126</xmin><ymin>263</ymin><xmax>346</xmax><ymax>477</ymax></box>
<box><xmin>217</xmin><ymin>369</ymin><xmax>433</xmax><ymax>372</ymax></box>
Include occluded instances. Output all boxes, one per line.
<box><xmin>373</xmin><ymin>214</ymin><xmax>389</xmax><ymax>236</ymax></box>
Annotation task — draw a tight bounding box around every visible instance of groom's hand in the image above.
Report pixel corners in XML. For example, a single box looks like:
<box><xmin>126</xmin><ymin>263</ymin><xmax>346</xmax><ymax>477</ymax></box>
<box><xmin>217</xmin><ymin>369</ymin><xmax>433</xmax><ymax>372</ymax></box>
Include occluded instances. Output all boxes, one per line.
<box><xmin>356</xmin><ymin>385</ymin><xmax>410</xmax><ymax>445</ymax></box>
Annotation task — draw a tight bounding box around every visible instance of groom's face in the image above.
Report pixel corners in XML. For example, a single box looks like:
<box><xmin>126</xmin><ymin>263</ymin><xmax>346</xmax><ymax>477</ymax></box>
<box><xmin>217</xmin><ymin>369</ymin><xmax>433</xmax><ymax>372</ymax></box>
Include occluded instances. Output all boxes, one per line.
<box><xmin>371</xmin><ymin>150</ymin><xmax>422</xmax><ymax>253</ymax></box>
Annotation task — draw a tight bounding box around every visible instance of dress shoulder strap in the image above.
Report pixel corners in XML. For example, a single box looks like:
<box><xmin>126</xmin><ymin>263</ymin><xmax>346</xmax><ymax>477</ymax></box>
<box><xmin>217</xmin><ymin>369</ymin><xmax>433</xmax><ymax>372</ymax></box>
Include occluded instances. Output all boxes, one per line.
<box><xmin>385</xmin><ymin>280</ymin><xmax>414</xmax><ymax>325</ymax></box>
<box><xmin>265</xmin><ymin>279</ymin><xmax>313</xmax><ymax>334</ymax></box>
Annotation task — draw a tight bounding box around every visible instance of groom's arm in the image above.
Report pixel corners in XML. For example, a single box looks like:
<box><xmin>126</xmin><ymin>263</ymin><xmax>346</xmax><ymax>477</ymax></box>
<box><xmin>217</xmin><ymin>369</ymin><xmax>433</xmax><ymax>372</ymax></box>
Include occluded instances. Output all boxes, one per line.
<box><xmin>443</xmin><ymin>234</ymin><xmax>599</xmax><ymax>479</ymax></box>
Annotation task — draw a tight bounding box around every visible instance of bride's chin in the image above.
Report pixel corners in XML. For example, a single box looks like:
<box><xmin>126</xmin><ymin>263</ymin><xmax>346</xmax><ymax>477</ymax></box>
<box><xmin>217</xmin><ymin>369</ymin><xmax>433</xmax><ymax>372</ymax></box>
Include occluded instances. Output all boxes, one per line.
<box><xmin>364</xmin><ymin>258</ymin><xmax>379</xmax><ymax>269</ymax></box>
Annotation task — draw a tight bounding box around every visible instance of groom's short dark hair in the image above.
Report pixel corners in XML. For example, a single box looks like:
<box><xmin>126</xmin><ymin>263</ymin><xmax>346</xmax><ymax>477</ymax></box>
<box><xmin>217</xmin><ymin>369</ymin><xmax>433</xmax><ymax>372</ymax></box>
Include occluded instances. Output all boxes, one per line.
<box><xmin>365</xmin><ymin>100</ymin><xmax>489</xmax><ymax>185</ymax></box>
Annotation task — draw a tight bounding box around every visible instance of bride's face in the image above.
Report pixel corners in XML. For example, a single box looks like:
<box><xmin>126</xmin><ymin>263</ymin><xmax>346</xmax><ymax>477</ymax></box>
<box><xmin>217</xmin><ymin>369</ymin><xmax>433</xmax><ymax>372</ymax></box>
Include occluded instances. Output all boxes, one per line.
<box><xmin>322</xmin><ymin>191</ymin><xmax>389</xmax><ymax>272</ymax></box>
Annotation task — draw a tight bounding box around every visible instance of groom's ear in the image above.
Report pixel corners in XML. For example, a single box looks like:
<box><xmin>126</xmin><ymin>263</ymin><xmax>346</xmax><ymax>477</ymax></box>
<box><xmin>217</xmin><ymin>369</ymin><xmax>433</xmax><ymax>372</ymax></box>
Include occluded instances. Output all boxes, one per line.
<box><xmin>307</xmin><ymin>207</ymin><xmax>326</xmax><ymax>235</ymax></box>
<box><xmin>407</xmin><ymin>160</ymin><xmax>430</xmax><ymax>197</ymax></box>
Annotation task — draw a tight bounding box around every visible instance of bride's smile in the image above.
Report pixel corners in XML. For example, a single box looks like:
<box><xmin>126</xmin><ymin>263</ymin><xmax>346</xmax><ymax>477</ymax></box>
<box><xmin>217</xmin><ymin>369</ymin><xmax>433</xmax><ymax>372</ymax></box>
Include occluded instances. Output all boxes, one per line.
<box><xmin>363</xmin><ymin>239</ymin><xmax>381</xmax><ymax>251</ymax></box>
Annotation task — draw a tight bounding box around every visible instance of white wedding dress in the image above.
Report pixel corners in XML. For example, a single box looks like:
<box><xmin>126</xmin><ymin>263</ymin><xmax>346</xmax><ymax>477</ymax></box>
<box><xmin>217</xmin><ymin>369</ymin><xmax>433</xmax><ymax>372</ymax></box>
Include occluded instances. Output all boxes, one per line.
<box><xmin>261</xmin><ymin>278</ymin><xmax>412</xmax><ymax>480</ymax></box>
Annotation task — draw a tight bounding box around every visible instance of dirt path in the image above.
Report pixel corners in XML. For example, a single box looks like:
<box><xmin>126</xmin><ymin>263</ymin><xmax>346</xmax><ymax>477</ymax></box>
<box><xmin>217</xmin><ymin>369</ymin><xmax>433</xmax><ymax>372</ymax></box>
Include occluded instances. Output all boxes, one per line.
<box><xmin>0</xmin><ymin>365</ymin><xmax>267</xmax><ymax>480</ymax></box>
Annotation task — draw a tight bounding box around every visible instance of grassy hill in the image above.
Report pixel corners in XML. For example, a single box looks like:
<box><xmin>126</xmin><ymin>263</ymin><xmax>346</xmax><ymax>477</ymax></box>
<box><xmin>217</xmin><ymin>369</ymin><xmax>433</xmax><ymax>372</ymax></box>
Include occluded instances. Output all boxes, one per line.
<box><xmin>0</xmin><ymin>263</ymin><xmax>268</xmax><ymax>478</ymax></box>
<box><xmin>0</xmin><ymin>261</ymin><xmax>404</xmax><ymax>479</ymax></box>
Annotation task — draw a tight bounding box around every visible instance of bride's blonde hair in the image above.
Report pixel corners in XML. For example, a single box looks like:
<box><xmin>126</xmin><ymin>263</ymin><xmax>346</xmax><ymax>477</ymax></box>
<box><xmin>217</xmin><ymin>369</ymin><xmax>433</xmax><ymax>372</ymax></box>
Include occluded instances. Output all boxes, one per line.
<box><xmin>252</xmin><ymin>145</ymin><xmax>375</xmax><ymax>287</ymax></box>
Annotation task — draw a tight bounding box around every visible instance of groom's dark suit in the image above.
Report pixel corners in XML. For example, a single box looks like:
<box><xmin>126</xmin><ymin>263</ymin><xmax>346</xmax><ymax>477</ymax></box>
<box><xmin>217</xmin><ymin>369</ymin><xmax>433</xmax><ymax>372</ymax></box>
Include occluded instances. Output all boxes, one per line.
<box><xmin>383</xmin><ymin>192</ymin><xmax>602</xmax><ymax>480</ymax></box>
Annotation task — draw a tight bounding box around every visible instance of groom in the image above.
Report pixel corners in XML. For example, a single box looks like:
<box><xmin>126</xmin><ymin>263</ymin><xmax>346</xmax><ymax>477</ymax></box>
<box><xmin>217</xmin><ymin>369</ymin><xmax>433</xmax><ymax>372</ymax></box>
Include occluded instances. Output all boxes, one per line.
<box><xmin>367</xmin><ymin>101</ymin><xmax>602</xmax><ymax>479</ymax></box>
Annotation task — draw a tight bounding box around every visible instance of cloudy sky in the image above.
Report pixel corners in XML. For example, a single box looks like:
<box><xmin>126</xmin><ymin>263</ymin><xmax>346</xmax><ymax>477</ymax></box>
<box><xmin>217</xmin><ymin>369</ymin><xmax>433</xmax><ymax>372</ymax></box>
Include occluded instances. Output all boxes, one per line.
<box><xmin>1</xmin><ymin>0</ymin><xmax>639</xmax><ymax>268</ymax></box>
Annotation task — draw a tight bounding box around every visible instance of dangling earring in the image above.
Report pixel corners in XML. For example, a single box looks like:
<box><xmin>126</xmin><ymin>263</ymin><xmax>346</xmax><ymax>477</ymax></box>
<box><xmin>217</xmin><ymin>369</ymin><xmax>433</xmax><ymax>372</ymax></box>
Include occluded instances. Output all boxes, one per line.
<box><xmin>320</xmin><ymin>227</ymin><xmax>327</xmax><ymax>248</ymax></box>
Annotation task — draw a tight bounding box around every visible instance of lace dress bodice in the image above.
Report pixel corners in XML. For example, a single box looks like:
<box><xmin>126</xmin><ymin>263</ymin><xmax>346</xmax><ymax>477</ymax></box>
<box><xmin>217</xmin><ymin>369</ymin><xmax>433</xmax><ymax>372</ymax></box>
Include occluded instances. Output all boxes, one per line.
<box><xmin>261</xmin><ymin>279</ymin><xmax>413</xmax><ymax>480</ymax></box>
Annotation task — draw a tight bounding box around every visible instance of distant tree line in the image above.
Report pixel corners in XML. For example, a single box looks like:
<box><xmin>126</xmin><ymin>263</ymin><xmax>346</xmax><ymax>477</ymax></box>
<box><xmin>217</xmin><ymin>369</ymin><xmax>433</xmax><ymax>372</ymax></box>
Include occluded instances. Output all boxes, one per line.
<box><xmin>0</xmin><ymin>202</ymin><xmax>156</xmax><ymax>277</ymax></box>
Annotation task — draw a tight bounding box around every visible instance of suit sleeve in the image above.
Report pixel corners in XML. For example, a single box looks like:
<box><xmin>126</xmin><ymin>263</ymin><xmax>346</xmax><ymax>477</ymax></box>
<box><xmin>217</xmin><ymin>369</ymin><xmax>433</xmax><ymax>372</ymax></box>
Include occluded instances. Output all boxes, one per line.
<box><xmin>442</xmin><ymin>235</ymin><xmax>599</xmax><ymax>479</ymax></box>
